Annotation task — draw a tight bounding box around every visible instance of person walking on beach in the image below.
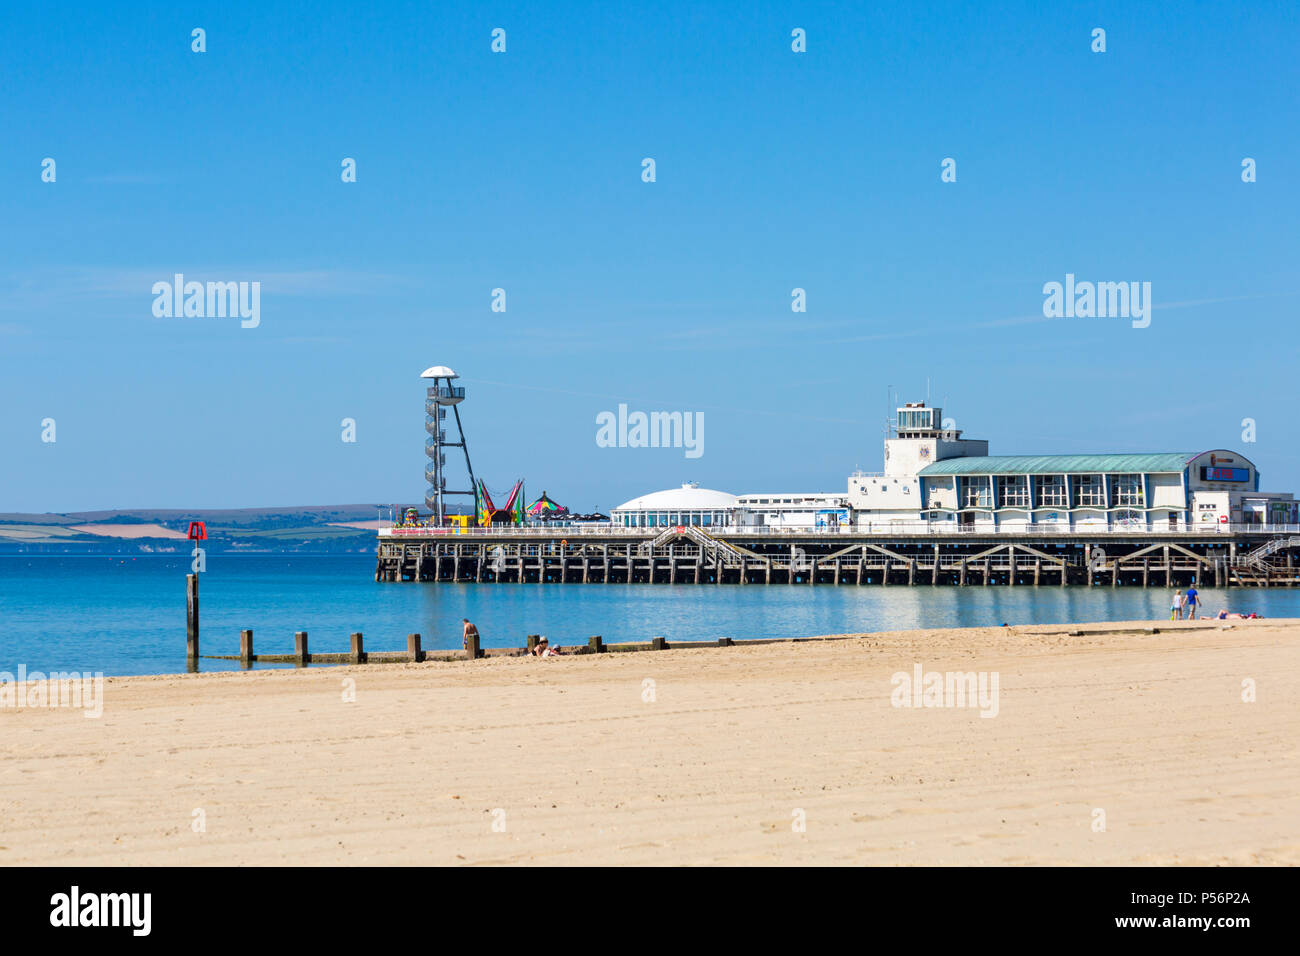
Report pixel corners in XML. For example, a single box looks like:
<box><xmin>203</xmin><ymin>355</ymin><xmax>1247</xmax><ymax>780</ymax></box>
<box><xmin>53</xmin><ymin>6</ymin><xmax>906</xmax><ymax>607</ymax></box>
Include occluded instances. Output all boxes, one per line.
<box><xmin>1170</xmin><ymin>590</ymin><xmax>1184</xmax><ymax>620</ymax></box>
<box><xmin>462</xmin><ymin>618</ymin><xmax>479</xmax><ymax>651</ymax></box>
<box><xmin>1185</xmin><ymin>585</ymin><xmax>1200</xmax><ymax>619</ymax></box>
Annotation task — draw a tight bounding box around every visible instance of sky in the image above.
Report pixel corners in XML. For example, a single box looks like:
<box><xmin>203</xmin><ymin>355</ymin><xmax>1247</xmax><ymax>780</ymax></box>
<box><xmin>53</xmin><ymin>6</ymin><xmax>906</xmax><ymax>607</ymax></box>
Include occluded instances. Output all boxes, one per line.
<box><xmin>3</xmin><ymin>0</ymin><xmax>1298</xmax><ymax>513</ymax></box>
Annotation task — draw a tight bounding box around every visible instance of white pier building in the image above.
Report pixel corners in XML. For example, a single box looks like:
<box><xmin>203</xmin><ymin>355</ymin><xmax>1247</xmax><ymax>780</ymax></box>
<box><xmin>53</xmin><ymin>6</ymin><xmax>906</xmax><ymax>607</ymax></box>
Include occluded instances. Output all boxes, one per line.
<box><xmin>612</xmin><ymin>402</ymin><xmax>1296</xmax><ymax>533</ymax></box>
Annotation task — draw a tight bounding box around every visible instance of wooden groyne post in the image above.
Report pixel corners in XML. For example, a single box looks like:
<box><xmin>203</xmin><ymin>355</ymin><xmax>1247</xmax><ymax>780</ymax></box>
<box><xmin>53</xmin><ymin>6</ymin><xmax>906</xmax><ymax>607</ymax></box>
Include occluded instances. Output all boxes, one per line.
<box><xmin>463</xmin><ymin>629</ymin><xmax>481</xmax><ymax>660</ymax></box>
<box><xmin>408</xmin><ymin>633</ymin><xmax>425</xmax><ymax>663</ymax></box>
<box><xmin>186</xmin><ymin>574</ymin><xmax>200</xmax><ymax>670</ymax></box>
<box><xmin>239</xmin><ymin>629</ymin><xmax>254</xmax><ymax>667</ymax></box>
<box><xmin>350</xmin><ymin>632</ymin><xmax>365</xmax><ymax>664</ymax></box>
<box><xmin>294</xmin><ymin>631</ymin><xmax>309</xmax><ymax>665</ymax></box>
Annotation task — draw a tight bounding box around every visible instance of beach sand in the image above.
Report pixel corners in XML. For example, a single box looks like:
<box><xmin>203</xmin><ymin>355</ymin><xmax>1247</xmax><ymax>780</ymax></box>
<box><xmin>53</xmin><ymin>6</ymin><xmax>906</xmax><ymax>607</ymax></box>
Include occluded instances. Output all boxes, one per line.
<box><xmin>3</xmin><ymin>619</ymin><xmax>1297</xmax><ymax>866</ymax></box>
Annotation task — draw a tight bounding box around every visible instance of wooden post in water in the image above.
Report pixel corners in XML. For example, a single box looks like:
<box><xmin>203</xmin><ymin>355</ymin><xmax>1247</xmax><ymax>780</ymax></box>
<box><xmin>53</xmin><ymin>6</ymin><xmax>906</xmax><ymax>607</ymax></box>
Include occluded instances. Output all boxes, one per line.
<box><xmin>186</xmin><ymin>574</ymin><xmax>199</xmax><ymax>668</ymax></box>
<box><xmin>350</xmin><ymin>632</ymin><xmax>365</xmax><ymax>664</ymax></box>
<box><xmin>409</xmin><ymin>633</ymin><xmax>426</xmax><ymax>662</ymax></box>
<box><xmin>650</xmin><ymin>636</ymin><xmax>667</xmax><ymax>651</ymax></box>
<box><xmin>588</xmin><ymin>635</ymin><xmax>604</xmax><ymax>654</ymax></box>
<box><xmin>294</xmin><ymin>631</ymin><xmax>309</xmax><ymax>665</ymax></box>
<box><xmin>239</xmin><ymin>629</ymin><xmax>254</xmax><ymax>665</ymax></box>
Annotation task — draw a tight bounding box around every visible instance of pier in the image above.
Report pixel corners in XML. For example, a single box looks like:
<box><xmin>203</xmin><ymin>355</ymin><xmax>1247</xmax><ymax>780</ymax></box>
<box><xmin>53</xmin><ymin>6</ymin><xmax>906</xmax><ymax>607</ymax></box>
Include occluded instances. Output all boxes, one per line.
<box><xmin>375</xmin><ymin>527</ymin><xmax>1300</xmax><ymax>588</ymax></box>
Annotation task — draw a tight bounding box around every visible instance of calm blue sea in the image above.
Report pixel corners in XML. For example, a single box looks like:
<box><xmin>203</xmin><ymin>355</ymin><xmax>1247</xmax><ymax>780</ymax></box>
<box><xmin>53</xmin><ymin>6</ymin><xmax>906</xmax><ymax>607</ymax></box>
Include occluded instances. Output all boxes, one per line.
<box><xmin>2</xmin><ymin>555</ymin><xmax>1297</xmax><ymax>676</ymax></box>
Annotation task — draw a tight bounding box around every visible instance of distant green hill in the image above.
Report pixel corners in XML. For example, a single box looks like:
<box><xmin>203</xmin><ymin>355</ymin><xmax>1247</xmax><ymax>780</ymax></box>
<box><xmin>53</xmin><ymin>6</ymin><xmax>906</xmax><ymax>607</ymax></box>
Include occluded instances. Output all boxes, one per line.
<box><xmin>0</xmin><ymin>505</ymin><xmax>416</xmax><ymax>554</ymax></box>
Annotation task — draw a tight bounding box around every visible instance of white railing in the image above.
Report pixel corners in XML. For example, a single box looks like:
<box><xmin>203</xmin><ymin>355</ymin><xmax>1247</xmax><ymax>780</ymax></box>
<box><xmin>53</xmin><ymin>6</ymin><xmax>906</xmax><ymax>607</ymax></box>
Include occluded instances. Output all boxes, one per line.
<box><xmin>380</xmin><ymin>522</ymin><xmax>1300</xmax><ymax>538</ymax></box>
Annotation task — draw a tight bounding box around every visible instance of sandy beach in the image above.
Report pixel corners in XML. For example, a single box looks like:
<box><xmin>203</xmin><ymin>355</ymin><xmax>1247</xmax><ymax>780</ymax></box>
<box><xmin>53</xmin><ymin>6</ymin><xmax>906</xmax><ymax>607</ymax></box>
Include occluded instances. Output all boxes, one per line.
<box><xmin>2</xmin><ymin>619</ymin><xmax>1297</xmax><ymax>866</ymax></box>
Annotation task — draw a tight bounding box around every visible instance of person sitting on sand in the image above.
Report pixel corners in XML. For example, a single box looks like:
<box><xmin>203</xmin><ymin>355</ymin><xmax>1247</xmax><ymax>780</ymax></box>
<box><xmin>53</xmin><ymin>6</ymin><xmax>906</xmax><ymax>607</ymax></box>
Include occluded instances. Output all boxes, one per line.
<box><xmin>530</xmin><ymin>636</ymin><xmax>564</xmax><ymax>657</ymax></box>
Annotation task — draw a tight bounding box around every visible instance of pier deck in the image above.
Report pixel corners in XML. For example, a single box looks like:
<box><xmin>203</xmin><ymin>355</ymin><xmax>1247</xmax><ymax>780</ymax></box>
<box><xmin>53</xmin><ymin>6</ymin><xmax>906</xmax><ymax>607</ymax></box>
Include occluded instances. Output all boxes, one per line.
<box><xmin>375</xmin><ymin>528</ymin><xmax>1300</xmax><ymax>587</ymax></box>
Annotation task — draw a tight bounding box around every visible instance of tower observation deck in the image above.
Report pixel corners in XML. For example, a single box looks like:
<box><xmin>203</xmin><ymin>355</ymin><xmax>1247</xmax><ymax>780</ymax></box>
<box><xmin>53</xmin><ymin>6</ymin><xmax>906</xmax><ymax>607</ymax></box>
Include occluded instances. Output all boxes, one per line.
<box><xmin>421</xmin><ymin>365</ymin><xmax>476</xmax><ymax>525</ymax></box>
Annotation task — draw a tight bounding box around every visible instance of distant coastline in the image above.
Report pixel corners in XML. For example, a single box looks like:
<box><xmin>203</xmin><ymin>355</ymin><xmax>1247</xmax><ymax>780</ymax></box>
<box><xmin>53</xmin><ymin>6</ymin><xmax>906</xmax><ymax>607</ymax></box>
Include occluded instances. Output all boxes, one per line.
<box><xmin>0</xmin><ymin>504</ymin><xmax>388</xmax><ymax>554</ymax></box>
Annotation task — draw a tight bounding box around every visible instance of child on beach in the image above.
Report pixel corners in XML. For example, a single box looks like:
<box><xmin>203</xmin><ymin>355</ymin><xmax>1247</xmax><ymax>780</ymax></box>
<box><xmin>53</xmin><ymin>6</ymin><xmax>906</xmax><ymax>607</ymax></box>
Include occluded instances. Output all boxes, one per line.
<box><xmin>1170</xmin><ymin>590</ymin><xmax>1184</xmax><ymax>620</ymax></box>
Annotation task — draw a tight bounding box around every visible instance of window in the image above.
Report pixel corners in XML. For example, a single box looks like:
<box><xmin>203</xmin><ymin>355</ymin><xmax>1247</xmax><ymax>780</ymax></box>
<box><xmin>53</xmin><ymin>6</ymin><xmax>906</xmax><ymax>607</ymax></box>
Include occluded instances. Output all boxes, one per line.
<box><xmin>1073</xmin><ymin>474</ymin><xmax>1105</xmax><ymax>507</ymax></box>
<box><xmin>998</xmin><ymin>475</ymin><xmax>1029</xmax><ymax>508</ymax></box>
<box><xmin>1035</xmin><ymin>475</ymin><xmax>1067</xmax><ymax>508</ymax></box>
<box><xmin>959</xmin><ymin>476</ymin><xmax>992</xmax><ymax>508</ymax></box>
<box><xmin>1112</xmin><ymin>474</ymin><xmax>1144</xmax><ymax>507</ymax></box>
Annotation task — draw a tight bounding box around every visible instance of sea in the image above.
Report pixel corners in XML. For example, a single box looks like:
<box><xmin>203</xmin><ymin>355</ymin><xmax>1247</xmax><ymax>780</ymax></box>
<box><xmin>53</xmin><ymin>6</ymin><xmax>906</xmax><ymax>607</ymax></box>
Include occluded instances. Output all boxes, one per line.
<box><xmin>2</xmin><ymin>554</ymin><xmax>1298</xmax><ymax>677</ymax></box>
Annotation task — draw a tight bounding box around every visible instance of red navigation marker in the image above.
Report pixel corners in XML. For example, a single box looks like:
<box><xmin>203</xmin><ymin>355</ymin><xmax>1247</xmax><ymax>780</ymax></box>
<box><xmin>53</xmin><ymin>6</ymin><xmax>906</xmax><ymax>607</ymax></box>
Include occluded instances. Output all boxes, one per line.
<box><xmin>187</xmin><ymin>521</ymin><xmax>207</xmax><ymax>540</ymax></box>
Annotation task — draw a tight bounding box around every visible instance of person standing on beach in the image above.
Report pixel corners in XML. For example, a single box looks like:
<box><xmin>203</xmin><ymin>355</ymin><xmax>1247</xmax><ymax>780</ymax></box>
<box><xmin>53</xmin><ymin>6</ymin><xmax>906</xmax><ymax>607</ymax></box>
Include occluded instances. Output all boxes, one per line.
<box><xmin>1185</xmin><ymin>585</ymin><xmax>1200</xmax><ymax>619</ymax></box>
<box><xmin>1171</xmin><ymin>590</ymin><xmax>1184</xmax><ymax>620</ymax></box>
<box><xmin>462</xmin><ymin>618</ymin><xmax>479</xmax><ymax>651</ymax></box>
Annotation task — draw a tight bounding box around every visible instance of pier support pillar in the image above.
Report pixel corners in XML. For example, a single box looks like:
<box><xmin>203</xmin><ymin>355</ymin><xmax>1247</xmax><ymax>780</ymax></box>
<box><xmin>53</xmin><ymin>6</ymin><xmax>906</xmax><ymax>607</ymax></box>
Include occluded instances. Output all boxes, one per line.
<box><xmin>932</xmin><ymin>544</ymin><xmax>939</xmax><ymax>585</ymax></box>
<box><xmin>959</xmin><ymin>560</ymin><xmax>967</xmax><ymax>586</ymax></box>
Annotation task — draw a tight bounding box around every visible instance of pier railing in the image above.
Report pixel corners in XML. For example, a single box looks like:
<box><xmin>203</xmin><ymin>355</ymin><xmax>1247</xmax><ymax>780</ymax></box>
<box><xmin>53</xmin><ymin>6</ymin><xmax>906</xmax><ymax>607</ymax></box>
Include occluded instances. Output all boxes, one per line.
<box><xmin>381</xmin><ymin>522</ymin><xmax>1300</xmax><ymax>538</ymax></box>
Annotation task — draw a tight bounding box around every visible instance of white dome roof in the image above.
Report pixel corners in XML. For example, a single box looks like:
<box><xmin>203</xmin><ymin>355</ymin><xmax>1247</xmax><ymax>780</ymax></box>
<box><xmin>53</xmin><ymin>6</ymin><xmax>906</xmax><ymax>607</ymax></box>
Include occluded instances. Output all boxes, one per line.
<box><xmin>420</xmin><ymin>365</ymin><xmax>458</xmax><ymax>379</ymax></box>
<box><xmin>613</xmin><ymin>483</ymin><xmax>738</xmax><ymax>512</ymax></box>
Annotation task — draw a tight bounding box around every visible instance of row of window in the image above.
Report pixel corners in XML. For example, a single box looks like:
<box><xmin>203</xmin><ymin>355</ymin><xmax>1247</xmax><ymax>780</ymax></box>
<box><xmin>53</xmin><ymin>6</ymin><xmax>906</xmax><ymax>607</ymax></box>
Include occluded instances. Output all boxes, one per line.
<box><xmin>741</xmin><ymin>497</ymin><xmax>829</xmax><ymax>505</ymax></box>
<box><xmin>617</xmin><ymin>511</ymin><xmax>729</xmax><ymax>527</ymax></box>
<box><xmin>953</xmin><ymin>474</ymin><xmax>1146</xmax><ymax>509</ymax></box>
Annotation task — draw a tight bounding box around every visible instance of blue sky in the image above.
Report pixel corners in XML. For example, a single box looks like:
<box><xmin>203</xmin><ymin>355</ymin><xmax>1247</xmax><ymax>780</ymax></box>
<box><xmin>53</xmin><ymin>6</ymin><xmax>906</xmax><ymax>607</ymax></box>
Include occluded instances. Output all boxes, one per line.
<box><xmin>3</xmin><ymin>0</ymin><xmax>1297</xmax><ymax>512</ymax></box>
